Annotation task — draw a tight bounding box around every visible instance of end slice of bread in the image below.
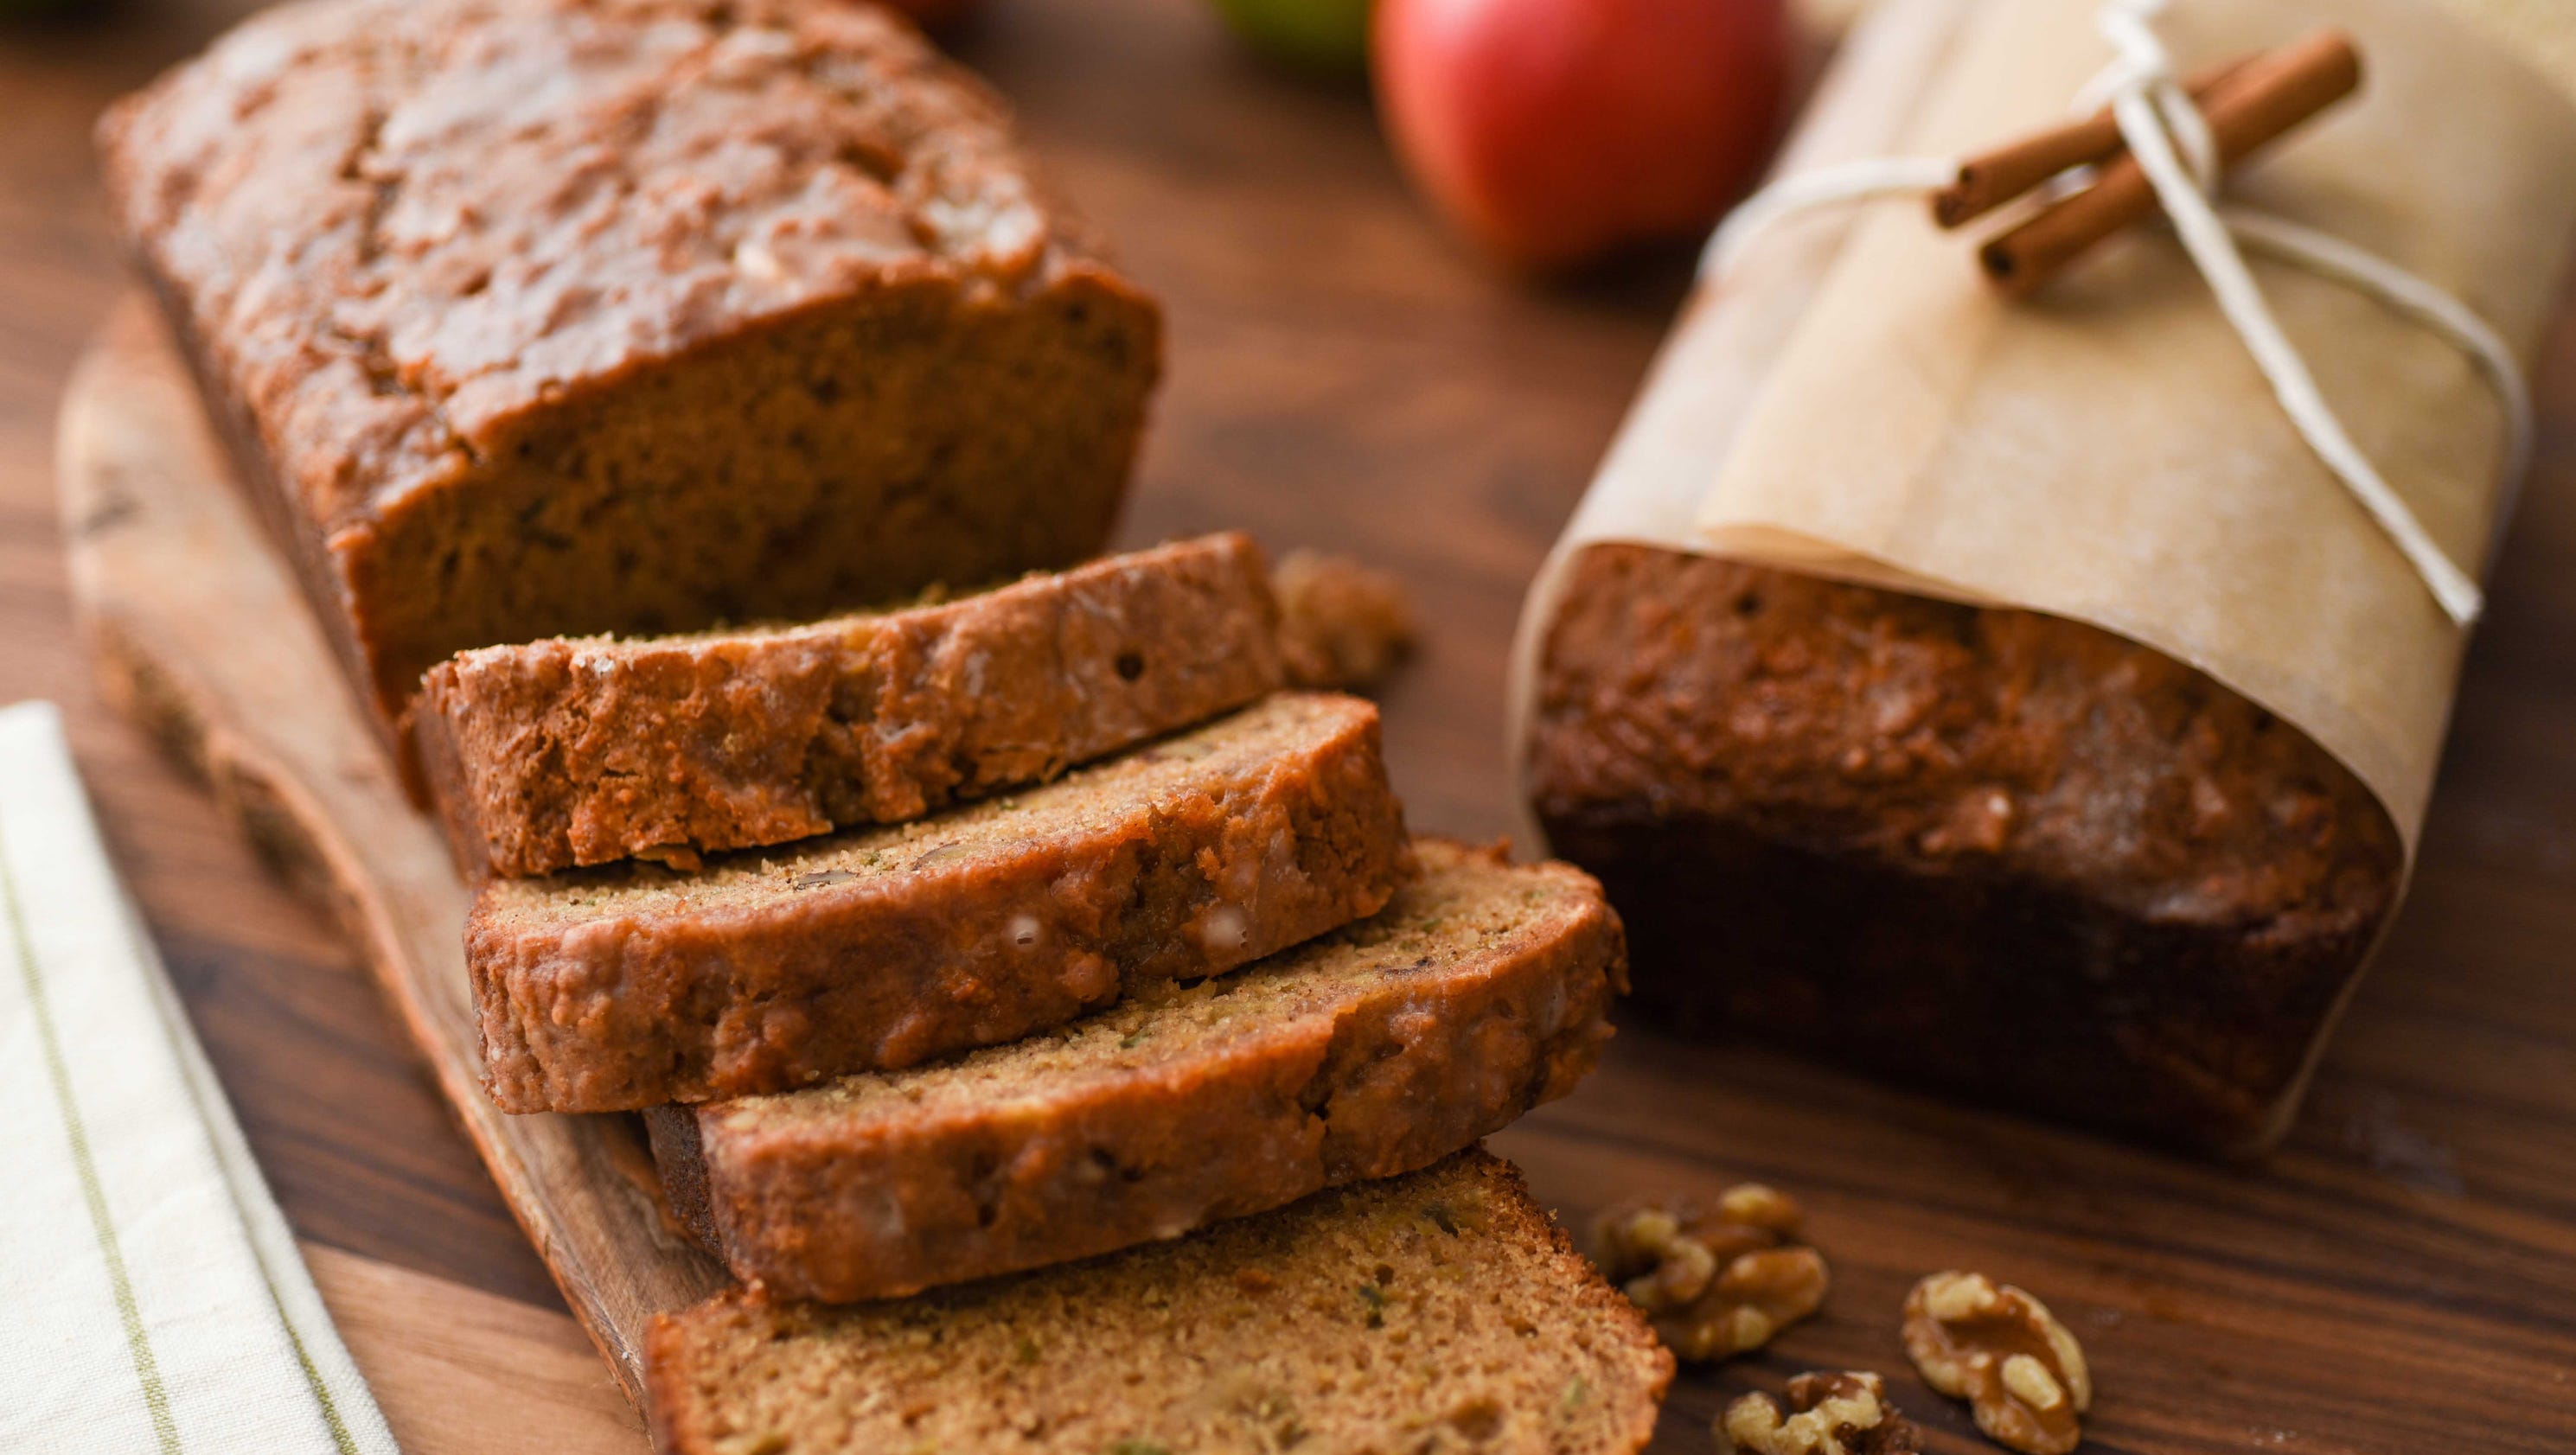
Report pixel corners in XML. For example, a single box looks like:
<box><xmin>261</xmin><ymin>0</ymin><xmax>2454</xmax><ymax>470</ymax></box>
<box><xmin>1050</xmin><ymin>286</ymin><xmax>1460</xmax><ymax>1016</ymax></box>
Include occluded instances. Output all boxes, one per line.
<box><xmin>644</xmin><ymin>1149</ymin><xmax>1674</xmax><ymax>1455</ymax></box>
<box><xmin>647</xmin><ymin>839</ymin><xmax>1627</xmax><ymax>1301</ymax></box>
<box><xmin>470</xmin><ymin>692</ymin><xmax>1409</xmax><ymax>1114</ymax></box>
<box><xmin>416</xmin><ymin>533</ymin><xmax>1286</xmax><ymax>879</ymax></box>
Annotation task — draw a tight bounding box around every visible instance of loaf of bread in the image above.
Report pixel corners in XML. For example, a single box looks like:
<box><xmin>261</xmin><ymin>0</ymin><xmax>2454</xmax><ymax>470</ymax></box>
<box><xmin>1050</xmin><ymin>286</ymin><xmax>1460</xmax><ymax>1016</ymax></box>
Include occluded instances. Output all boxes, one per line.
<box><xmin>645</xmin><ymin>1149</ymin><xmax>1672</xmax><ymax>1455</ymax></box>
<box><xmin>1530</xmin><ymin>546</ymin><xmax>2405</xmax><ymax>1153</ymax></box>
<box><xmin>647</xmin><ymin>838</ymin><xmax>1624</xmax><ymax>1301</ymax></box>
<box><xmin>471</xmin><ymin>692</ymin><xmax>1409</xmax><ymax>1113</ymax></box>
<box><xmin>97</xmin><ymin>0</ymin><xmax>1160</xmax><ymax>754</ymax></box>
<box><xmin>415</xmin><ymin>533</ymin><xmax>1283</xmax><ymax>878</ymax></box>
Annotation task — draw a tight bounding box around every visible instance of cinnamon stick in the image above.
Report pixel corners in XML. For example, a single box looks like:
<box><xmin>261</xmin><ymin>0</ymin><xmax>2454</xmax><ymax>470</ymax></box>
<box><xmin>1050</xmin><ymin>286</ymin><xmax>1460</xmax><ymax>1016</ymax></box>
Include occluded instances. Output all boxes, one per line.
<box><xmin>1932</xmin><ymin>55</ymin><xmax>2249</xmax><ymax>228</ymax></box>
<box><xmin>1981</xmin><ymin>29</ymin><xmax>2362</xmax><ymax>297</ymax></box>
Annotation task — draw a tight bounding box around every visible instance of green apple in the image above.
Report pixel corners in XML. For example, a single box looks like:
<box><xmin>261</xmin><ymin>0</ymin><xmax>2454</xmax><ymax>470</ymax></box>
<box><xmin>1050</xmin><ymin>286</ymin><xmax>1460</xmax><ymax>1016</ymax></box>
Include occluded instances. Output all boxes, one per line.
<box><xmin>1205</xmin><ymin>0</ymin><xmax>1375</xmax><ymax>78</ymax></box>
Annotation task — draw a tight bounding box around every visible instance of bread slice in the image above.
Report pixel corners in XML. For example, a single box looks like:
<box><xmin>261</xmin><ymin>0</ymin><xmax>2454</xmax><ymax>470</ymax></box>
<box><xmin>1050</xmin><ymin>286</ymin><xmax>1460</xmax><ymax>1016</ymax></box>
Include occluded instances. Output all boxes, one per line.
<box><xmin>470</xmin><ymin>693</ymin><xmax>1408</xmax><ymax>1113</ymax></box>
<box><xmin>646</xmin><ymin>838</ymin><xmax>1626</xmax><ymax>1301</ymax></box>
<box><xmin>415</xmin><ymin>533</ymin><xmax>1286</xmax><ymax>879</ymax></box>
<box><xmin>644</xmin><ymin>1149</ymin><xmax>1673</xmax><ymax>1455</ymax></box>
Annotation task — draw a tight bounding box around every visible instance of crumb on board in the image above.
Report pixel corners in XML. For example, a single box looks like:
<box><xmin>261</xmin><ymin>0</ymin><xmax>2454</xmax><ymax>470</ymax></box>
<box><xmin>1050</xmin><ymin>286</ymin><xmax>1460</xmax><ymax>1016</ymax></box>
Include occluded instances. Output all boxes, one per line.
<box><xmin>1273</xmin><ymin>549</ymin><xmax>1418</xmax><ymax>693</ymax></box>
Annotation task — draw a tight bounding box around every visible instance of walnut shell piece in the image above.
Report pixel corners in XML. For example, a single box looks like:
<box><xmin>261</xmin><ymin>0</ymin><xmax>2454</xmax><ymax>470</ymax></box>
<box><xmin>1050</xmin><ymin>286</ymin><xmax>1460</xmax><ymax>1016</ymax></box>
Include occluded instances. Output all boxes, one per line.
<box><xmin>1901</xmin><ymin>1271</ymin><xmax>2092</xmax><ymax>1455</ymax></box>
<box><xmin>1723</xmin><ymin>1371</ymin><xmax>1924</xmax><ymax>1455</ymax></box>
<box><xmin>1589</xmin><ymin>1184</ymin><xmax>1829</xmax><ymax>1362</ymax></box>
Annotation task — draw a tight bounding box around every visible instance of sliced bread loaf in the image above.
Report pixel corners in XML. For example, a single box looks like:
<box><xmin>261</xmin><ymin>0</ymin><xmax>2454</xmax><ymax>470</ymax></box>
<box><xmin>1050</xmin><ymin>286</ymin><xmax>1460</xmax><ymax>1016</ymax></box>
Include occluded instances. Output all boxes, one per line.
<box><xmin>646</xmin><ymin>838</ymin><xmax>1626</xmax><ymax>1301</ymax></box>
<box><xmin>644</xmin><ymin>1148</ymin><xmax>1673</xmax><ymax>1455</ymax></box>
<box><xmin>470</xmin><ymin>692</ymin><xmax>1408</xmax><ymax>1113</ymax></box>
<box><xmin>416</xmin><ymin>533</ymin><xmax>1286</xmax><ymax>879</ymax></box>
<box><xmin>101</xmin><ymin>0</ymin><xmax>1160</xmax><ymax>756</ymax></box>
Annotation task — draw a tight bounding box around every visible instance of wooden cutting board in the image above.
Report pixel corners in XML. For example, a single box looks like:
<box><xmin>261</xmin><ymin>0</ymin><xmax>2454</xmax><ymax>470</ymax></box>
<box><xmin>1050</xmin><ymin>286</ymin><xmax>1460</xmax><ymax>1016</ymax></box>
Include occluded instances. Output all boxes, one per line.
<box><xmin>56</xmin><ymin>287</ymin><xmax>2576</xmax><ymax>1455</ymax></box>
<box><xmin>57</xmin><ymin>297</ymin><xmax>726</xmax><ymax>1405</ymax></box>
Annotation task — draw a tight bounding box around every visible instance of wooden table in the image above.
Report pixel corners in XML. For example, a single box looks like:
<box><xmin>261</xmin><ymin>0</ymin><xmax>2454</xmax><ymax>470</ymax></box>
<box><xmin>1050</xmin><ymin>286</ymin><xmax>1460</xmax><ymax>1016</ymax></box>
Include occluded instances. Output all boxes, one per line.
<box><xmin>6</xmin><ymin>2</ymin><xmax>2573</xmax><ymax>1451</ymax></box>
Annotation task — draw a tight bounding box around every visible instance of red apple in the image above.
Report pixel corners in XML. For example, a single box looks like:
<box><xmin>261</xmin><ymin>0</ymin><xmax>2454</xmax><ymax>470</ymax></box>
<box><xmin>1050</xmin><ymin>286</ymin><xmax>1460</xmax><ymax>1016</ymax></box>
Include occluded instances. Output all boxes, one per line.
<box><xmin>1372</xmin><ymin>0</ymin><xmax>1792</xmax><ymax>271</ymax></box>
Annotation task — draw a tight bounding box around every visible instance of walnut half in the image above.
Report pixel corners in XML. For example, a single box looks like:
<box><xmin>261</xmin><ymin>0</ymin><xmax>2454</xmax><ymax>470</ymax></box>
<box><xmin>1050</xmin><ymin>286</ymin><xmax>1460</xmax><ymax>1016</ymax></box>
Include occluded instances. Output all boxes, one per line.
<box><xmin>1723</xmin><ymin>1371</ymin><xmax>1923</xmax><ymax>1455</ymax></box>
<box><xmin>1590</xmin><ymin>1184</ymin><xmax>1828</xmax><ymax>1362</ymax></box>
<box><xmin>1901</xmin><ymin>1271</ymin><xmax>2092</xmax><ymax>1455</ymax></box>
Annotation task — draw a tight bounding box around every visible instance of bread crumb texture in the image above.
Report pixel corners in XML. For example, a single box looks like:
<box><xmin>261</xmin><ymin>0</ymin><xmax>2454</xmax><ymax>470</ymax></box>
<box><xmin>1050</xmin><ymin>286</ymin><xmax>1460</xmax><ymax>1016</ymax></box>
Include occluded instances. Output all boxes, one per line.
<box><xmin>1531</xmin><ymin>544</ymin><xmax>2403</xmax><ymax>1147</ymax></box>
<box><xmin>645</xmin><ymin>1150</ymin><xmax>1673</xmax><ymax>1455</ymax></box>
<box><xmin>418</xmin><ymin>533</ymin><xmax>1284</xmax><ymax>876</ymax></box>
<box><xmin>468</xmin><ymin>692</ymin><xmax>1409</xmax><ymax>1111</ymax></box>
<box><xmin>1273</xmin><ymin>549</ymin><xmax>1417</xmax><ymax>693</ymax></box>
<box><xmin>657</xmin><ymin>839</ymin><xmax>1626</xmax><ymax>1300</ymax></box>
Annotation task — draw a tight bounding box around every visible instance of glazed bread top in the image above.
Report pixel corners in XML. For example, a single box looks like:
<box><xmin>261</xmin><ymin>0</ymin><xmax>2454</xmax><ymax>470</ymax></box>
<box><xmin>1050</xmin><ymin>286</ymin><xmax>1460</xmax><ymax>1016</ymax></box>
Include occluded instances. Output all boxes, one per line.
<box><xmin>98</xmin><ymin>0</ymin><xmax>1108</xmax><ymax>537</ymax></box>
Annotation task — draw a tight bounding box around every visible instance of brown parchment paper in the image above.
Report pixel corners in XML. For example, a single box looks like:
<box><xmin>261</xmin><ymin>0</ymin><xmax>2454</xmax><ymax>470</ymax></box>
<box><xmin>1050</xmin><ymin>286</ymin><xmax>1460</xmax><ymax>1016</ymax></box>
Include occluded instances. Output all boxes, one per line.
<box><xmin>1509</xmin><ymin>0</ymin><xmax>2576</xmax><ymax>858</ymax></box>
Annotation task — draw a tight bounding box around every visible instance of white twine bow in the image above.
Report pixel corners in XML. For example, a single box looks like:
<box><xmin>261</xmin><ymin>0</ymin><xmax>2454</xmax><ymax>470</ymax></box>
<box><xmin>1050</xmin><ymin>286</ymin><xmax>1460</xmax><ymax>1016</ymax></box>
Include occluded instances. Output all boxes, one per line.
<box><xmin>1700</xmin><ymin>0</ymin><xmax>2528</xmax><ymax>626</ymax></box>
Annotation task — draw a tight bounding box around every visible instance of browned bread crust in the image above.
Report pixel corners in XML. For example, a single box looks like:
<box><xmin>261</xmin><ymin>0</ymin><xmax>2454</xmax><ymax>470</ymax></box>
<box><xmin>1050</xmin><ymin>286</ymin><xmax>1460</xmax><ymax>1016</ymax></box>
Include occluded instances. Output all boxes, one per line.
<box><xmin>98</xmin><ymin>0</ymin><xmax>1160</xmax><ymax>759</ymax></box>
<box><xmin>1531</xmin><ymin>544</ymin><xmax>2404</xmax><ymax>1152</ymax></box>
<box><xmin>646</xmin><ymin>837</ymin><xmax>1626</xmax><ymax>1301</ymax></box>
<box><xmin>415</xmin><ymin>533</ymin><xmax>1285</xmax><ymax>878</ymax></box>
<box><xmin>471</xmin><ymin>692</ymin><xmax>1409</xmax><ymax>1113</ymax></box>
<box><xmin>643</xmin><ymin>1149</ymin><xmax>1673</xmax><ymax>1455</ymax></box>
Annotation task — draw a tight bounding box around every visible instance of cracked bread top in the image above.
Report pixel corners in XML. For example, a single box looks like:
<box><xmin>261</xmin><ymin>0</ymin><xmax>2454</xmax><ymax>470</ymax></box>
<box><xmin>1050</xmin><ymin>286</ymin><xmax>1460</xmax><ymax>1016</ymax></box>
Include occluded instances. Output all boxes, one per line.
<box><xmin>98</xmin><ymin>0</ymin><xmax>1102</xmax><ymax>533</ymax></box>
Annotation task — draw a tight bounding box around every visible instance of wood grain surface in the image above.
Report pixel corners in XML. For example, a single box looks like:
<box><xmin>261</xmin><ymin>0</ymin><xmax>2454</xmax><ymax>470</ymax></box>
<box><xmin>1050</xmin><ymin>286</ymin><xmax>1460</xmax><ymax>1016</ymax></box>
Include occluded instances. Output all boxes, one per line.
<box><xmin>8</xmin><ymin>1</ymin><xmax>2576</xmax><ymax>1452</ymax></box>
<box><xmin>308</xmin><ymin>1242</ymin><xmax>646</xmax><ymax>1455</ymax></box>
<box><xmin>61</xmin><ymin>298</ymin><xmax>725</xmax><ymax>1401</ymax></box>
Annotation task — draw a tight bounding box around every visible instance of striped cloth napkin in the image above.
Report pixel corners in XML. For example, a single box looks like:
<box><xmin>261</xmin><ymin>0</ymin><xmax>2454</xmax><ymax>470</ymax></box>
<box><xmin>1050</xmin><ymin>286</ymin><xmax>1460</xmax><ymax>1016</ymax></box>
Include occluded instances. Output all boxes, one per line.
<box><xmin>0</xmin><ymin>701</ymin><xmax>398</xmax><ymax>1454</ymax></box>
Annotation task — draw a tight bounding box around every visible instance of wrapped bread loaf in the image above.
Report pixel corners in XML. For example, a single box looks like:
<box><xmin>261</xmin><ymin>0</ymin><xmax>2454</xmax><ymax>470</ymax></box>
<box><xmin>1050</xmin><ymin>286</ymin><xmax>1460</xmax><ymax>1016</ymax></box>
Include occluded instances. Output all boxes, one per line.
<box><xmin>1513</xmin><ymin>0</ymin><xmax>2576</xmax><ymax>1152</ymax></box>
